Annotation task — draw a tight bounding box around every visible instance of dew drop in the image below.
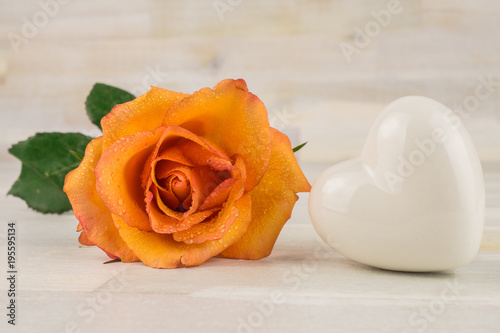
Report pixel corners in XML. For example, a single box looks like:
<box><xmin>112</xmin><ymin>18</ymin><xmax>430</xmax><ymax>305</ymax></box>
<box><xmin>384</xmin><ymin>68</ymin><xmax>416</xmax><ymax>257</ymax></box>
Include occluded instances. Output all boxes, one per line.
<box><xmin>118</xmin><ymin>198</ymin><xmax>124</xmax><ymax>205</ymax></box>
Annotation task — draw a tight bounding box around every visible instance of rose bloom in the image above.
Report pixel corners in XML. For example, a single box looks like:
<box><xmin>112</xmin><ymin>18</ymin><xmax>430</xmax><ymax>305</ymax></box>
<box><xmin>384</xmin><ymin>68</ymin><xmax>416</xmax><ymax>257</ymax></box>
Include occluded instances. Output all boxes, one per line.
<box><xmin>64</xmin><ymin>79</ymin><xmax>310</xmax><ymax>268</ymax></box>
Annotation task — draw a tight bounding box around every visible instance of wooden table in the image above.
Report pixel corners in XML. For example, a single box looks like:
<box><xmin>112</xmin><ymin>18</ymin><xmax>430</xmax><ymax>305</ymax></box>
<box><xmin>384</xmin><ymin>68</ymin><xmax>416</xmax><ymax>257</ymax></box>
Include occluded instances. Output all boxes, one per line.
<box><xmin>1</xmin><ymin>2</ymin><xmax>499</xmax><ymax>331</ymax></box>
<box><xmin>1</xmin><ymin>161</ymin><xmax>499</xmax><ymax>333</ymax></box>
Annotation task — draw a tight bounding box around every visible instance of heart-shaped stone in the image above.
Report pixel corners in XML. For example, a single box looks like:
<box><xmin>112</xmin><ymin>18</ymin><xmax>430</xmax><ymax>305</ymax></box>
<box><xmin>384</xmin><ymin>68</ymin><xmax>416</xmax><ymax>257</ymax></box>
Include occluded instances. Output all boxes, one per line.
<box><xmin>309</xmin><ymin>96</ymin><xmax>484</xmax><ymax>272</ymax></box>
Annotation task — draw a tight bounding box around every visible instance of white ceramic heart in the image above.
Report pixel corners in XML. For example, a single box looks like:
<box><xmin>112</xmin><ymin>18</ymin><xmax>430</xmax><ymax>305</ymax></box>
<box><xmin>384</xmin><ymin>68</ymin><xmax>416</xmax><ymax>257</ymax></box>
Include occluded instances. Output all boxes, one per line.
<box><xmin>309</xmin><ymin>96</ymin><xmax>484</xmax><ymax>272</ymax></box>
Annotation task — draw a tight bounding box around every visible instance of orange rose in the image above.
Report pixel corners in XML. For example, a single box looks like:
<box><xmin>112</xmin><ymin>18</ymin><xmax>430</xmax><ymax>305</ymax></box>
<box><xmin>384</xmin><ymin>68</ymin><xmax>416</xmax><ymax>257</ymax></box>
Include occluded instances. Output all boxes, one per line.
<box><xmin>64</xmin><ymin>79</ymin><xmax>310</xmax><ymax>268</ymax></box>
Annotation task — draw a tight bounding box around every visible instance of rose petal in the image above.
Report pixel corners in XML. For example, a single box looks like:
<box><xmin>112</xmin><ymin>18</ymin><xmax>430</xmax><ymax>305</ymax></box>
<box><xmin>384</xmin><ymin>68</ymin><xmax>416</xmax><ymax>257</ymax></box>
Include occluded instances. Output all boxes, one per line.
<box><xmin>78</xmin><ymin>230</ymin><xmax>94</xmax><ymax>247</ymax></box>
<box><xmin>171</xmin><ymin>178</ymin><xmax>190</xmax><ymax>202</ymax></box>
<box><xmin>64</xmin><ymin>137</ymin><xmax>138</xmax><ymax>262</ymax></box>
<box><xmin>162</xmin><ymin>79</ymin><xmax>272</xmax><ymax>192</ymax></box>
<box><xmin>158</xmin><ymin>187</ymin><xmax>181</xmax><ymax>211</ymax></box>
<box><xmin>149</xmin><ymin>207</ymin><xmax>217</xmax><ymax>234</ymax></box>
<box><xmin>171</xmin><ymin>141</ymin><xmax>234</xmax><ymax>171</ymax></box>
<box><xmin>144</xmin><ymin>144</ymin><xmax>193</xmax><ymax>168</ymax></box>
<box><xmin>197</xmin><ymin>154</ymin><xmax>247</xmax><ymax>211</ymax></box>
<box><xmin>148</xmin><ymin>185</ymin><xmax>184</xmax><ymax>220</ymax></box>
<box><xmin>101</xmin><ymin>87</ymin><xmax>189</xmax><ymax>149</ymax></box>
<box><xmin>221</xmin><ymin>129</ymin><xmax>311</xmax><ymax>259</ymax></box>
<box><xmin>147</xmin><ymin>138</ymin><xmax>233</xmax><ymax>172</ymax></box>
<box><xmin>153</xmin><ymin>160</ymin><xmax>191</xmax><ymax>192</ymax></box>
<box><xmin>96</xmin><ymin>128</ymin><xmax>166</xmax><ymax>231</ymax></box>
<box><xmin>188</xmin><ymin>166</ymin><xmax>222</xmax><ymax>211</ymax></box>
<box><xmin>172</xmin><ymin>202</ymin><xmax>239</xmax><ymax>244</ymax></box>
<box><xmin>198</xmin><ymin>178</ymin><xmax>238</xmax><ymax>211</ymax></box>
<box><xmin>146</xmin><ymin>161</ymin><xmax>190</xmax><ymax>216</ymax></box>
<box><xmin>145</xmin><ymin>166</ymin><xmax>207</xmax><ymax>222</ymax></box>
<box><xmin>226</xmin><ymin>154</ymin><xmax>247</xmax><ymax>205</ymax></box>
<box><xmin>113</xmin><ymin>193</ymin><xmax>252</xmax><ymax>268</ymax></box>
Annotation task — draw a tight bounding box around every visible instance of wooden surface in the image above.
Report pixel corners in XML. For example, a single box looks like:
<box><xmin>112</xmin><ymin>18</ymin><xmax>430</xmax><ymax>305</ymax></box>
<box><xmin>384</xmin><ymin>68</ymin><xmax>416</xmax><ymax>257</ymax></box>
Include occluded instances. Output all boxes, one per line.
<box><xmin>0</xmin><ymin>0</ymin><xmax>499</xmax><ymax>163</ymax></box>
<box><xmin>1</xmin><ymin>161</ymin><xmax>500</xmax><ymax>333</ymax></box>
<box><xmin>1</xmin><ymin>1</ymin><xmax>500</xmax><ymax>332</ymax></box>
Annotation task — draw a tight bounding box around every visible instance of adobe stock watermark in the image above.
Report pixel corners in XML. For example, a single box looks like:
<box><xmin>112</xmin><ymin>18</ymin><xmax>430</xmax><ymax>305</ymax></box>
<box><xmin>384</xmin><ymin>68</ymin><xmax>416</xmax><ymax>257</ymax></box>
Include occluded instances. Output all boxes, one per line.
<box><xmin>402</xmin><ymin>278</ymin><xmax>461</xmax><ymax>333</ymax></box>
<box><xmin>268</xmin><ymin>106</ymin><xmax>296</xmax><ymax>132</ymax></box>
<box><xmin>7</xmin><ymin>0</ymin><xmax>71</xmax><ymax>54</ymax></box>
<box><xmin>130</xmin><ymin>65</ymin><xmax>169</xmax><ymax>96</ymax></box>
<box><xmin>384</xmin><ymin>74</ymin><xmax>499</xmax><ymax>193</ymax></box>
<box><xmin>60</xmin><ymin>269</ymin><xmax>130</xmax><ymax>333</ymax></box>
<box><xmin>6</xmin><ymin>221</ymin><xmax>17</xmax><ymax>326</ymax></box>
<box><xmin>236</xmin><ymin>236</ymin><xmax>337</xmax><ymax>333</ymax></box>
<box><xmin>213</xmin><ymin>0</ymin><xmax>243</xmax><ymax>21</ymax></box>
<box><xmin>339</xmin><ymin>0</ymin><xmax>403</xmax><ymax>64</ymax></box>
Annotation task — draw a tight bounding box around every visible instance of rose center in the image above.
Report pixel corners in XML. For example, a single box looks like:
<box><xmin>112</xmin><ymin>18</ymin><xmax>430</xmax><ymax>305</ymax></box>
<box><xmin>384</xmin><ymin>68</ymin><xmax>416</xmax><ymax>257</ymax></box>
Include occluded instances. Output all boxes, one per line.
<box><xmin>171</xmin><ymin>177</ymin><xmax>190</xmax><ymax>202</ymax></box>
<box><xmin>155</xmin><ymin>169</ymin><xmax>193</xmax><ymax>212</ymax></box>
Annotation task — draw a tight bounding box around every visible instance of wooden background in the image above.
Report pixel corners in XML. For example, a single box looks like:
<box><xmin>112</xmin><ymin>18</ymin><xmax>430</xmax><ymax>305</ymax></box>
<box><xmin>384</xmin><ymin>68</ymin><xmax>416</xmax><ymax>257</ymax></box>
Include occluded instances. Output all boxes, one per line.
<box><xmin>0</xmin><ymin>0</ymin><xmax>499</xmax><ymax>163</ymax></box>
<box><xmin>0</xmin><ymin>3</ymin><xmax>499</xmax><ymax>333</ymax></box>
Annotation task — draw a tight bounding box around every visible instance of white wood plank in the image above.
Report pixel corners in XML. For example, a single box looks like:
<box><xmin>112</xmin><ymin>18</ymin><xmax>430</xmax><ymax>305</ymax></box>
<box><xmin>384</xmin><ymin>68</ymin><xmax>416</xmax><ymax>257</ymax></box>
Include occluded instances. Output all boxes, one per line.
<box><xmin>1</xmin><ymin>1</ymin><xmax>500</xmax><ymax>329</ymax></box>
<box><xmin>1</xmin><ymin>160</ymin><xmax>499</xmax><ymax>332</ymax></box>
<box><xmin>1</xmin><ymin>0</ymin><xmax>500</xmax><ymax>163</ymax></box>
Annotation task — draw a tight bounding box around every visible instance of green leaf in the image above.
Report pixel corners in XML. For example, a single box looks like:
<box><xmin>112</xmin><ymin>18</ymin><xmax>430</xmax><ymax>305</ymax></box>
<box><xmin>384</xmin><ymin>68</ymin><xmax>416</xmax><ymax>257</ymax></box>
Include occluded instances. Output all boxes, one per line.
<box><xmin>293</xmin><ymin>142</ymin><xmax>307</xmax><ymax>153</ymax></box>
<box><xmin>8</xmin><ymin>165</ymin><xmax>74</xmax><ymax>214</ymax></box>
<box><xmin>8</xmin><ymin>132</ymin><xmax>93</xmax><ymax>214</ymax></box>
<box><xmin>86</xmin><ymin>83</ymin><xmax>135</xmax><ymax>130</ymax></box>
